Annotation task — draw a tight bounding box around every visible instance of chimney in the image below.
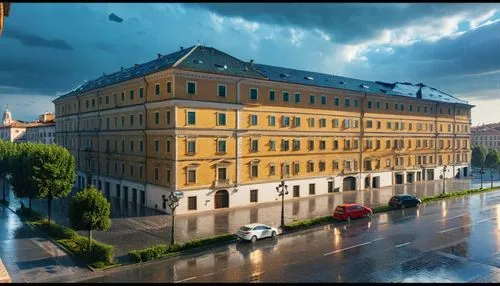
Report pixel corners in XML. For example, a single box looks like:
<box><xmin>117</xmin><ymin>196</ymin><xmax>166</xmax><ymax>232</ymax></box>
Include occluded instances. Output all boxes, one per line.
<box><xmin>180</xmin><ymin>46</ymin><xmax>184</xmax><ymax>51</ymax></box>
<box><xmin>250</xmin><ymin>59</ymin><xmax>254</xmax><ymax>67</ymax></box>
<box><xmin>157</xmin><ymin>53</ymin><xmax>162</xmax><ymax>59</ymax></box>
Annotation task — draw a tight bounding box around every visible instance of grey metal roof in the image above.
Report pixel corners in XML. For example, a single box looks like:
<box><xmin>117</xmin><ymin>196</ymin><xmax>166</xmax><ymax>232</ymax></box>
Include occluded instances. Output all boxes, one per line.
<box><xmin>53</xmin><ymin>46</ymin><xmax>197</xmax><ymax>102</ymax></box>
<box><xmin>253</xmin><ymin>63</ymin><xmax>469</xmax><ymax>105</ymax></box>
<box><xmin>55</xmin><ymin>45</ymin><xmax>469</xmax><ymax>106</ymax></box>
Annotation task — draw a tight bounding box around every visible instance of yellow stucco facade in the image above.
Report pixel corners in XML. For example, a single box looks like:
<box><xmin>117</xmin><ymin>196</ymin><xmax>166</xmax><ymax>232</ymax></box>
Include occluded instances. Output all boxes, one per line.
<box><xmin>54</xmin><ymin>47</ymin><xmax>472</xmax><ymax>214</ymax></box>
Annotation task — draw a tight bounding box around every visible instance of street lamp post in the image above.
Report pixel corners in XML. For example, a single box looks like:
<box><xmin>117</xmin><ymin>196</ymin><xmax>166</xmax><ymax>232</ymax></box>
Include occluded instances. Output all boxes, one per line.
<box><xmin>442</xmin><ymin>165</ymin><xmax>447</xmax><ymax>195</ymax></box>
<box><xmin>276</xmin><ymin>180</ymin><xmax>289</xmax><ymax>228</ymax></box>
<box><xmin>162</xmin><ymin>192</ymin><xmax>180</xmax><ymax>246</ymax></box>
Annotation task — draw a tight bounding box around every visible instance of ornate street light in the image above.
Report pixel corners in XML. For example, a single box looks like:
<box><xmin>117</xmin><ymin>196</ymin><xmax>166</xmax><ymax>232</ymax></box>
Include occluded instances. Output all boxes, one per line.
<box><xmin>162</xmin><ymin>192</ymin><xmax>180</xmax><ymax>246</ymax></box>
<box><xmin>276</xmin><ymin>180</ymin><xmax>289</xmax><ymax>228</ymax></box>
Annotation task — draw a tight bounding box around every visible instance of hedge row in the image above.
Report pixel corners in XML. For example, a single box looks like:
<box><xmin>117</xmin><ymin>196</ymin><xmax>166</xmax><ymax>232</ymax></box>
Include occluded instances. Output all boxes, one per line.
<box><xmin>129</xmin><ymin>233</ymin><xmax>236</xmax><ymax>263</ymax></box>
<box><xmin>281</xmin><ymin>186</ymin><xmax>500</xmax><ymax>232</ymax></box>
<box><xmin>17</xmin><ymin>208</ymin><xmax>114</xmax><ymax>268</ymax></box>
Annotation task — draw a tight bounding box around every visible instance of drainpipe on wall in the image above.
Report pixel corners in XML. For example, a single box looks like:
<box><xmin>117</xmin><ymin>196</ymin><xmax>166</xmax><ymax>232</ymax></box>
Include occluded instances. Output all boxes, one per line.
<box><xmin>434</xmin><ymin>102</ymin><xmax>439</xmax><ymax>175</ymax></box>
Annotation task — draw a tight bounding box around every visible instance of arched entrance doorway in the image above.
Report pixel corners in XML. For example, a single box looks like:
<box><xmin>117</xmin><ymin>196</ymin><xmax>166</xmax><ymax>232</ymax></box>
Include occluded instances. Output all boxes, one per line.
<box><xmin>343</xmin><ymin>176</ymin><xmax>356</xmax><ymax>191</ymax></box>
<box><xmin>214</xmin><ymin>190</ymin><xmax>229</xmax><ymax>209</ymax></box>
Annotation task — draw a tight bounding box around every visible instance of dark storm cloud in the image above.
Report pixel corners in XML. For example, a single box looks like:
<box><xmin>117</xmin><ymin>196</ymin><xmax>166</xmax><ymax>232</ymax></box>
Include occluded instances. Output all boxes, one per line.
<box><xmin>3</xmin><ymin>26</ymin><xmax>74</xmax><ymax>50</ymax></box>
<box><xmin>194</xmin><ymin>3</ymin><xmax>500</xmax><ymax>45</ymax></box>
<box><xmin>95</xmin><ymin>42</ymin><xmax>116</xmax><ymax>53</ymax></box>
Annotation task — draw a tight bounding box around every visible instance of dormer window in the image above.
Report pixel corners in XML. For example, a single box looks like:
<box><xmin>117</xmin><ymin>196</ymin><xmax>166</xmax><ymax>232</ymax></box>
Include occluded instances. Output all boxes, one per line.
<box><xmin>304</xmin><ymin>76</ymin><xmax>314</xmax><ymax>80</ymax></box>
<box><xmin>280</xmin><ymin>73</ymin><xmax>289</xmax><ymax>78</ymax></box>
<box><xmin>339</xmin><ymin>81</ymin><xmax>346</xmax><ymax>85</ymax></box>
<box><xmin>360</xmin><ymin>84</ymin><xmax>369</xmax><ymax>89</ymax></box>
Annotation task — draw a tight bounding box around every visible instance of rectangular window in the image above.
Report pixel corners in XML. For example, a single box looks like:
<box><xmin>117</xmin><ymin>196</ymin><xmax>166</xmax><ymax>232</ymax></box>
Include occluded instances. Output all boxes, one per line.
<box><xmin>105</xmin><ymin>96</ymin><xmax>110</xmax><ymax>104</ymax></box>
<box><xmin>217</xmin><ymin>113</ymin><xmax>226</xmax><ymax>126</ymax></box>
<box><xmin>308</xmin><ymin>139</ymin><xmax>314</xmax><ymax>151</ymax></box>
<box><xmin>130</xmin><ymin>114</ymin><xmax>134</xmax><ymax>126</ymax></box>
<box><xmin>130</xmin><ymin>140</ymin><xmax>134</xmax><ymax>152</ymax></box>
<box><xmin>321</xmin><ymin>95</ymin><xmax>327</xmax><ymax>105</ymax></box>
<box><xmin>217</xmin><ymin>84</ymin><xmax>226</xmax><ymax>97</ymax></box>
<box><xmin>251</xmin><ymin>165</ymin><xmax>259</xmax><ymax>177</ymax></box>
<box><xmin>188</xmin><ymin>196</ymin><xmax>197</xmax><ymax>210</ymax></box>
<box><xmin>293</xmin><ymin>185</ymin><xmax>300</xmax><ymax>197</ymax></box>
<box><xmin>167</xmin><ymin>82</ymin><xmax>172</xmax><ymax>94</ymax></box>
<box><xmin>250</xmin><ymin>114</ymin><xmax>258</xmax><ymax>126</ymax></box>
<box><xmin>334</xmin><ymin>97</ymin><xmax>339</xmax><ymax>106</ymax></box>
<box><xmin>293</xmin><ymin>162</ymin><xmax>300</xmax><ymax>175</ymax></box>
<box><xmin>293</xmin><ymin>139</ymin><xmax>301</xmax><ymax>151</ymax></box>
<box><xmin>155</xmin><ymin>84</ymin><xmax>160</xmax><ymax>96</ymax></box>
<box><xmin>140</xmin><ymin>140</ymin><xmax>143</xmax><ymax>152</ymax></box>
<box><xmin>320</xmin><ymin>140</ymin><xmax>326</xmax><ymax>150</ymax></box>
<box><xmin>333</xmin><ymin>119</ymin><xmax>339</xmax><ymax>128</ymax></box>
<box><xmin>282</xmin><ymin>116</ymin><xmax>290</xmax><ymax>127</ymax></box>
<box><xmin>154</xmin><ymin>112</ymin><xmax>160</xmax><ymax>125</ymax></box>
<box><xmin>293</xmin><ymin>117</ymin><xmax>301</xmax><ymax>127</ymax></box>
<box><xmin>188</xmin><ymin>170</ymin><xmax>196</xmax><ymax>183</ymax></box>
<box><xmin>166</xmin><ymin>111</ymin><xmax>171</xmax><ymax>125</ymax></box>
<box><xmin>166</xmin><ymin>140</ymin><xmax>171</xmax><ymax>153</ymax></box>
<box><xmin>250</xmin><ymin>190</ymin><xmax>258</xmax><ymax>203</ymax></box>
<box><xmin>269</xmin><ymin>164</ymin><xmax>276</xmax><ymax>175</ymax></box>
<box><xmin>368</xmin><ymin>101</ymin><xmax>372</xmax><ymax>109</ymax></box>
<box><xmin>139</xmin><ymin>87</ymin><xmax>144</xmax><ymax>98</ymax></box>
<box><xmin>282</xmin><ymin>91</ymin><xmax>289</xmax><ymax>102</ymax></box>
<box><xmin>130</xmin><ymin>165</ymin><xmax>134</xmax><ymax>177</ymax></box>
<box><xmin>269</xmin><ymin>90</ymin><xmax>275</xmax><ymax>101</ymax></box>
<box><xmin>309</xmin><ymin>183</ymin><xmax>316</xmax><ymax>195</ymax></box>
<box><xmin>333</xmin><ymin>140</ymin><xmax>339</xmax><ymax>150</ymax></box>
<box><xmin>130</xmin><ymin>89</ymin><xmax>134</xmax><ymax>100</ymax></box>
<box><xmin>269</xmin><ymin>116</ymin><xmax>276</xmax><ymax>126</ymax></box>
<box><xmin>354</xmin><ymin>99</ymin><xmax>359</xmax><ymax>107</ymax></box>
<box><xmin>320</xmin><ymin>118</ymin><xmax>326</xmax><ymax>128</ymax></box>
<box><xmin>344</xmin><ymin>98</ymin><xmax>350</xmax><ymax>107</ymax></box>
<box><xmin>154</xmin><ymin>140</ymin><xmax>159</xmax><ymax>152</ymax></box>
<box><xmin>187</xmin><ymin>140</ymin><xmax>196</xmax><ymax>154</ymax></box>
<box><xmin>251</xmin><ymin>139</ymin><xmax>259</xmax><ymax>152</ymax></box>
<box><xmin>250</xmin><ymin>88</ymin><xmax>258</xmax><ymax>100</ymax></box>
<box><xmin>294</xmin><ymin>93</ymin><xmax>301</xmax><ymax>103</ymax></box>
<box><xmin>309</xmin><ymin>95</ymin><xmax>315</xmax><ymax>104</ymax></box>
<box><xmin>308</xmin><ymin>161</ymin><xmax>314</xmax><ymax>172</ymax></box>
<box><xmin>217</xmin><ymin>139</ymin><xmax>226</xmax><ymax>153</ymax></box>
<box><xmin>154</xmin><ymin>167</ymin><xmax>159</xmax><ymax>180</ymax></box>
<box><xmin>187</xmin><ymin>81</ymin><xmax>196</xmax><ymax>94</ymax></box>
<box><xmin>187</xmin><ymin>111</ymin><xmax>196</xmax><ymax>125</ymax></box>
<box><xmin>366</xmin><ymin>120</ymin><xmax>373</xmax><ymax>128</ymax></box>
<box><xmin>269</xmin><ymin>139</ymin><xmax>276</xmax><ymax>151</ymax></box>
<box><xmin>281</xmin><ymin>139</ymin><xmax>290</xmax><ymax>151</ymax></box>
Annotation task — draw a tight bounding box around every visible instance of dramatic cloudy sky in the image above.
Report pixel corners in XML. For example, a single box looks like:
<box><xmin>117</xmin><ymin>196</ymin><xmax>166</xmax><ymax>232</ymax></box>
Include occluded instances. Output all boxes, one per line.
<box><xmin>1</xmin><ymin>3</ymin><xmax>500</xmax><ymax>125</ymax></box>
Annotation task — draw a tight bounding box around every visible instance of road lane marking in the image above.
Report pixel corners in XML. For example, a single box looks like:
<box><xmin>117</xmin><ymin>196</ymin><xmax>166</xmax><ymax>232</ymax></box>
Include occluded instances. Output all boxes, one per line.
<box><xmin>394</xmin><ymin>242</ymin><xmax>411</xmax><ymax>248</ymax></box>
<box><xmin>372</xmin><ymin>237</ymin><xmax>384</xmax><ymax>242</ymax></box>
<box><xmin>323</xmin><ymin>241</ymin><xmax>372</xmax><ymax>256</ymax></box>
<box><xmin>174</xmin><ymin>276</ymin><xmax>197</xmax><ymax>283</ymax></box>
<box><xmin>433</xmin><ymin>214</ymin><xmax>467</xmax><ymax>222</ymax></box>
<box><xmin>438</xmin><ymin>217</ymin><xmax>498</xmax><ymax>233</ymax></box>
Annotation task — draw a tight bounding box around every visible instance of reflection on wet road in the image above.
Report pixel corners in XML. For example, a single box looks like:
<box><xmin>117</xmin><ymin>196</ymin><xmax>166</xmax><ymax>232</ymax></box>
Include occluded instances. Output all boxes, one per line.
<box><xmin>78</xmin><ymin>190</ymin><xmax>500</xmax><ymax>283</ymax></box>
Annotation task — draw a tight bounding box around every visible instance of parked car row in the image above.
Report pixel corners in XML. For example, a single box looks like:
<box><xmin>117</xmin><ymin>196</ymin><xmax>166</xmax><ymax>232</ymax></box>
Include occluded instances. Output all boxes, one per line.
<box><xmin>237</xmin><ymin>193</ymin><xmax>422</xmax><ymax>243</ymax></box>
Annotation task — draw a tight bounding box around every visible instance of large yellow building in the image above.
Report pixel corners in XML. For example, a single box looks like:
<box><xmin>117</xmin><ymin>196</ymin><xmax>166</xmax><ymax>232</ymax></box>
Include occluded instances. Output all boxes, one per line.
<box><xmin>53</xmin><ymin>45</ymin><xmax>473</xmax><ymax>214</ymax></box>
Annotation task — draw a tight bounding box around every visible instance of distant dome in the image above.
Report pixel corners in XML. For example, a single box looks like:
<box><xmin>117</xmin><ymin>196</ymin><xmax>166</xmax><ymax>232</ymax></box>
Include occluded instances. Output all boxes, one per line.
<box><xmin>2</xmin><ymin>106</ymin><xmax>12</xmax><ymax>125</ymax></box>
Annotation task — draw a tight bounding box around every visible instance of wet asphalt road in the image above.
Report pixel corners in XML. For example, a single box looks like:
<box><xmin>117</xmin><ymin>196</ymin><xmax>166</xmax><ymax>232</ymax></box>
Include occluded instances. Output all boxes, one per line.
<box><xmin>75</xmin><ymin>190</ymin><xmax>500</xmax><ymax>283</ymax></box>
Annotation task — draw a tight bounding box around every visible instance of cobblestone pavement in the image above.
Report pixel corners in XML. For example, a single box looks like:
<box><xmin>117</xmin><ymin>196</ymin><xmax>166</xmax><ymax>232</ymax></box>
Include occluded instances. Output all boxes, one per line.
<box><xmin>4</xmin><ymin>175</ymin><xmax>500</xmax><ymax>262</ymax></box>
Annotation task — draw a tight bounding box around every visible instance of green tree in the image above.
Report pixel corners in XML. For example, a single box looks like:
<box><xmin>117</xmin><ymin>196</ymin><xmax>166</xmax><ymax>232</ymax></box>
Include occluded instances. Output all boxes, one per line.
<box><xmin>471</xmin><ymin>145</ymin><xmax>487</xmax><ymax>188</ymax></box>
<box><xmin>0</xmin><ymin>140</ymin><xmax>15</xmax><ymax>202</ymax></box>
<box><xmin>485</xmin><ymin>149</ymin><xmax>500</xmax><ymax>188</ymax></box>
<box><xmin>32</xmin><ymin>144</ymin><xmax>76</xmax><ymax>224</ymax></box>
<box><xmin>68</xmin><ymin>186</ymin><xmax>111</xmax><ymax>253</ymax></box>
<box><xmin>10</xmin><ymin>143</ymin><xmax>39</xmax><ymax>212</ymax></box>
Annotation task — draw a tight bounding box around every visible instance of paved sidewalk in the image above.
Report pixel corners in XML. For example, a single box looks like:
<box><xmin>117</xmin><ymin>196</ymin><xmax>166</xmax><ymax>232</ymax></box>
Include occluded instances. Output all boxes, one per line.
<box><xmin>5</xmin><ymin>176</ymin><xmax>500</xmax><ymax>263</ymax></box>
<box><xmin>0</xmin><ymin>203</ymin><xmax>90</xmax><ymax>283</ymax></box>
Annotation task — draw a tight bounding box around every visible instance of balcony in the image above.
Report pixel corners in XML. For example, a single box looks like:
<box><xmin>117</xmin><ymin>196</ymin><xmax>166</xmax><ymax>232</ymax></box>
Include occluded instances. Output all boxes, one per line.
<box><xmin>213</xmin><ymin>179</ymin><xmax>233</xmax><ymax>188</ymax></box>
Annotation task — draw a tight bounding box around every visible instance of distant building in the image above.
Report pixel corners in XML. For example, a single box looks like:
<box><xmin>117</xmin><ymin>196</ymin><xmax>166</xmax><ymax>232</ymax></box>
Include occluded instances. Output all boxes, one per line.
<box><xmin>24</xmin><ymin>112</ymin><xmax>56</xmax><ymax>144</ymax></box>
<box><xmin>472</xmin><ymin>123</ymin><xmax>500</xmax><ymax>151</ymax></box>
<box><xmin>0</xmin><ymin>108</ymin><xmax>56</xmax><ymax>144</ymax></box>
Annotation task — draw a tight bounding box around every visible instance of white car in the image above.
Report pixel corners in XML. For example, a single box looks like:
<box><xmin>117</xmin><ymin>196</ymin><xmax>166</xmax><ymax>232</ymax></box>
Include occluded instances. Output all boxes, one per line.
<box><xmin>236</xmin><ymin>223</ymin><xmax>279</xmax><ymax>243</ymax></box>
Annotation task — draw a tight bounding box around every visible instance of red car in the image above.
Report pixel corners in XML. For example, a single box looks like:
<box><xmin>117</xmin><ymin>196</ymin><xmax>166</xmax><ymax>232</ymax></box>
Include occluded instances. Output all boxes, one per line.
<box><xmin>333</xmin><ymin>204</ymin><xmax>373</xmax><ymax>222</ymax></box>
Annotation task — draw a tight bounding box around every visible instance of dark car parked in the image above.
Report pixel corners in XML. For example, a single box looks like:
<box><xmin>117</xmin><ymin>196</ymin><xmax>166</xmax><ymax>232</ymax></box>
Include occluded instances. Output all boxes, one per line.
<box><xmin>389</xmin><ymin>194</ymin><xmax>422</xmax><ymax>209</ymax></box>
